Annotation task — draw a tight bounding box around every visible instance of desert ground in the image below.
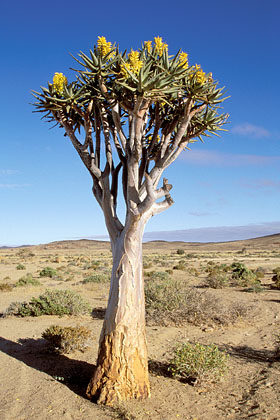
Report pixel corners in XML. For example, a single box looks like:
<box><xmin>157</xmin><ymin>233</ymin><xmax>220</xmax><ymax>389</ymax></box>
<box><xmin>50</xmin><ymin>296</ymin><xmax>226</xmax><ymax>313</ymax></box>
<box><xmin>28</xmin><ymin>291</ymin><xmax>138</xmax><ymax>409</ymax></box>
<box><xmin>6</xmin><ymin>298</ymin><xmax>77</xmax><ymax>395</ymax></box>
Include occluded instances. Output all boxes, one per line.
<box><xmin>0</xmin><ymin>235</ymin><xmax>280</xmax><ymax>420</ymax></box>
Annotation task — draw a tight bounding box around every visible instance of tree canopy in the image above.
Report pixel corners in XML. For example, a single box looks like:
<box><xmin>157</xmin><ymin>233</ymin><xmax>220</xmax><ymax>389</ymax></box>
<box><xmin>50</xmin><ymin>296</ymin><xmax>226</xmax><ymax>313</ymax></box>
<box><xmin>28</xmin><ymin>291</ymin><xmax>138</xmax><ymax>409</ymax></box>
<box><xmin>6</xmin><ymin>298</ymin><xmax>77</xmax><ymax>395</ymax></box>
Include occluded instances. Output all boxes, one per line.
<box><xmin>33</xmin><ymin>36</ymin><xmax>228</xmax><ymax>240</ymax></box>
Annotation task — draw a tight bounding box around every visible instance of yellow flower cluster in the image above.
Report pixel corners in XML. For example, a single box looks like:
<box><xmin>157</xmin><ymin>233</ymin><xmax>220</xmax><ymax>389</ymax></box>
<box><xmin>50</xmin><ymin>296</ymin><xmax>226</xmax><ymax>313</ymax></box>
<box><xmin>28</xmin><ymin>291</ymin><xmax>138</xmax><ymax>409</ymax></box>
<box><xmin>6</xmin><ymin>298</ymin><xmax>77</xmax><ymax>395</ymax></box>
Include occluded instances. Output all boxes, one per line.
<box><xmin>97</xmin><ymin>36</ymin><xmax>114</xmax><ymax>58</ymax></box>
<box><xmin>52</xmin><ymin>72</ymin><xmax>67</xmax><ymax>94</ymax></box>
<box><xmin>178</xmin><ymin>52</ymin><xmax>188</xmax><ymax>69</ymax></box>
<box><xmin>144</xmin><ymin>40</ymin><xmax>152</xmax><ymax>53</ymax></box>
<box><xmin>194</xmin><ymin>64</ymin><xmax>207</xmax><ymax>85</ymax></box>
<box><xmin>148</xmin><ymin>134</ymin><xmax>160</xmax><ymax>143</ymax></box>
<box><xmin>120</xmin><ymin>50</ymin><xmax>143</xmax><ymax>78</ymax></box>
<box><xmin>154</xmin><ymin>36</ymin><xmax>168</xmax><ymax>56</ymax></box>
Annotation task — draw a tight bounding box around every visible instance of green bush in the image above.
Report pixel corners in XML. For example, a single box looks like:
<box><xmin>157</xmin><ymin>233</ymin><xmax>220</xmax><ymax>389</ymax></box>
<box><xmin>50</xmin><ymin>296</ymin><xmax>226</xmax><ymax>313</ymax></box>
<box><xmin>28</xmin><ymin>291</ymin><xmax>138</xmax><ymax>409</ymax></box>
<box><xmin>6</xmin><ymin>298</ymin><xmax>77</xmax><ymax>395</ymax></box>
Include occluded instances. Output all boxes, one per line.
<box><xmin>16</xmin><ymin>264</ymin><xmax>26</xmax><ymax>270</ymax></box>
<box><xmin>16</xmin><ymin>274</ymin><xmax>41</xmax><ymax>287</ymax></box>
<box><xmin>145</xmin><ymin>278</ymin><xmax>247</xmax><ymax>327</ymax></box>
<box><xmin>5</xmin><ymin>289</ymin><xmax>91</xmax><ymax>317</ymax></box>
<box><xmin>39</xmin><ymin>267</ymin><xmax>58</xmax><ymax>278</ymax></box>
<box><xmin>42</xmin><ymin>324</ymin><xmax>92</xmax><ymax>353</ymax></box>
<box><xmin>82</xmin><ymin>273</ymin><xmax>110</xmax><ymax>283</ymax></box>
<box><xmin>176</xmin><ymin>249</ymin><xmax>185</xmax><ymax>255</ymax></box>
<box><xmin>144</xmin><ymin>270</ymin><xmax>170</xmax><ymax>281</ymax></box>
<box><xmin>231</xmin><ymin>262</ymin><xmax>257</xmax><ymax>286</ymax></box>
<box><xmin>205</xmin><ymin>271</ymin><xmax>229</xmax><ymax>289</ymax></box>
<box><xmin>169</xmin><ymin>342</ymin><xmax>229</xmax><ymax>385</ymax></box>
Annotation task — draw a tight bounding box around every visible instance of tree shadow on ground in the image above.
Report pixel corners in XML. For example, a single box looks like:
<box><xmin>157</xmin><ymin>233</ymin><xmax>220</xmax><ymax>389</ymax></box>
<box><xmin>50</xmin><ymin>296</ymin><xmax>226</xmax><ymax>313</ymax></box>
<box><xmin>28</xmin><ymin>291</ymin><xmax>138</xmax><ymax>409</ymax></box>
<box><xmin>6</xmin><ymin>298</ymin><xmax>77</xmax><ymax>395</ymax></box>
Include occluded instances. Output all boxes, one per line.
<box><xmin>91</xmin><ymin>307</ymin><xmax>106</xmax><ymax>319</ymax></box>
<box><xmin>220</xmin><ymin>344</ymin><xmax>277</xmax><ymax>364</ymax></box>
<box><xmin>148</xmin><ymin>359</ymin><xmax>172</xmax><ymax>378</ymax></box>
<box><xmin>0</xmin><ymin>336</ymin><xmax>95</xmax><ymax>399</ymax></box>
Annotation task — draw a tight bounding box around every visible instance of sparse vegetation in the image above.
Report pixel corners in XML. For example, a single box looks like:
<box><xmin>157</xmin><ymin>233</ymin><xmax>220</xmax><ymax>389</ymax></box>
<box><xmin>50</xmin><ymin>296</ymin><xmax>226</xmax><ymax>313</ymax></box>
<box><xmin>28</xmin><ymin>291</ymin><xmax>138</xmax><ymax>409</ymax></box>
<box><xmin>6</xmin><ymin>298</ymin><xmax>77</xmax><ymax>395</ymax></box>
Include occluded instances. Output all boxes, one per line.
<box><xmin>145</xmin><ymin>277</ymin><xmax>248</xmax><ymax>326</ymax></box>
<box><xmin>39</xmin><ymin>267</ymin><xmax>58</xmax><ymax>278</ymax></box>
<box><xmin>16</xmin><ymin>264</ymin><xmax>26</xmax><ymax>270</ymax></box>
<box><xmin>15</xmin><ymin>273</ymin><xmax>41</xmax><ymax>287</ymax></box>
<box><xmin>169</xmin><ymin>342</ymin><xmax>229</xmax><ymax>385</ymax></box>
<box><xmin>82</xmin><ymin>274</ymin><xmax>110</xmax><ymax>283</ymax></box>
<box><xmin>272</xmin><ymin>267</ymin><xmax>280</xmax><ymax>289</ymax></box>
<box><xmin>42</xmin><ymin>324</ymin><xmax>92</xmax><ymax>353</ymax></box>
<box><xmin>176</xmin><ymin>249</ymin><xmax>185</xmax><ymax>255</ymax></box>
<box><xmin>0</xmin><ymin>283</ymin><xmax>13</xmax><ymax>292</ymax></box>
<box><xmin>5</xmin><ymin>289</ymin><xmax>91</xmax><ymax>317</ymax></box>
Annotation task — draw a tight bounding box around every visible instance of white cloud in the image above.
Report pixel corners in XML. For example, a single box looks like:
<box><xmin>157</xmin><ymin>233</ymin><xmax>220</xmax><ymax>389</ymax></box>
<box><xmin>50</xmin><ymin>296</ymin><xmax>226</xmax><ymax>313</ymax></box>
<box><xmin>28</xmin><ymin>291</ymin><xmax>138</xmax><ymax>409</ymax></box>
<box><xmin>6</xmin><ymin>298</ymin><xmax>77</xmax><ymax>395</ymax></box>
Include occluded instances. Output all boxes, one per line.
<box><xmin>142</xmin><ymin>222</ymin><xmax>280</xmax><ymax>243</ymax></box>
<box><xmin>232</xmin><ymin>123</ymin><xmax>270</xmax><ymax>138</ymax></box>
<box><xmin>179</xmin><ymin>149</ymin><xmax>280</xmax><ymax>167</ymax></box>
<box><xmin>188</xmin><ymin>212</ymin><xmax>214</xmax><ymax>217</ymax></box>
<box><xmin>0</xmin><ymin>169</ymin><xmax>19</xmax><ymax>175</ymax></box>
<box><xmin>241</xmin><ymin>179</ymin><xmax>280</xmax><ymax>190</ymax></box>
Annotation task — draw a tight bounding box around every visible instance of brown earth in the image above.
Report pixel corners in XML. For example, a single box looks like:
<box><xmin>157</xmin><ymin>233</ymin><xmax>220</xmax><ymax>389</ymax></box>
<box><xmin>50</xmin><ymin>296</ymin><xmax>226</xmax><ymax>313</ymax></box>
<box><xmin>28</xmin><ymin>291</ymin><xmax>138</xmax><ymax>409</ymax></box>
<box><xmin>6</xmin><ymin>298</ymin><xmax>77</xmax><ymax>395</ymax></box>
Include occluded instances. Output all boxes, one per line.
<box><xmin>0</xmin><ymin>235</ymin><xmax>280</xmax><ymax>420</ymax></box>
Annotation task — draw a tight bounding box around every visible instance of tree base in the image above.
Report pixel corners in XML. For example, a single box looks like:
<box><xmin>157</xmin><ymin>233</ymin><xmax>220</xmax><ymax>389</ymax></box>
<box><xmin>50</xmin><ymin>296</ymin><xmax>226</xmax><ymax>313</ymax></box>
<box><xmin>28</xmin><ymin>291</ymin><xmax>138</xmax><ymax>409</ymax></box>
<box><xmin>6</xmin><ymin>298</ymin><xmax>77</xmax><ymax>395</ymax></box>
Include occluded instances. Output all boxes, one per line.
<box><xmin>86</xmin><ymin>331</ymin><xmax>150</xmax><ymax>406</ymax></box>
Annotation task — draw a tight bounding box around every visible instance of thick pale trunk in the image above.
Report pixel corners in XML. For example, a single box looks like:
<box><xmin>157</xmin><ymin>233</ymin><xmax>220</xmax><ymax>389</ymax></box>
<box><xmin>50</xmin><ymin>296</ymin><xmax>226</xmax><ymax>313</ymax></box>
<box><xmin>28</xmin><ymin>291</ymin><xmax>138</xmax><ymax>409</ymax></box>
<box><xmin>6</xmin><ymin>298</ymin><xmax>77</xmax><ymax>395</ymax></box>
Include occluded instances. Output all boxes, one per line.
<box><xmin>87</xmin><ymin>218</ymin><xmax>150</xmax><ymax>405</ymax></box>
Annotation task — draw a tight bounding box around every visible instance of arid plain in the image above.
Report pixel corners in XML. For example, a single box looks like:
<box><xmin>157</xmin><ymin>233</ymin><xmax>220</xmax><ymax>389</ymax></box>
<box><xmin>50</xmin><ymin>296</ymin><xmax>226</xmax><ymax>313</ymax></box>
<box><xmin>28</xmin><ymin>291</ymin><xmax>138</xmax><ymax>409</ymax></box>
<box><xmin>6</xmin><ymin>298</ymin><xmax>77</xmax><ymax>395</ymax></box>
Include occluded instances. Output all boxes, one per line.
<box><xmin>1</xmin><ymin>235</ymin><xmax>280</xmax><ymax>420</ymax></box>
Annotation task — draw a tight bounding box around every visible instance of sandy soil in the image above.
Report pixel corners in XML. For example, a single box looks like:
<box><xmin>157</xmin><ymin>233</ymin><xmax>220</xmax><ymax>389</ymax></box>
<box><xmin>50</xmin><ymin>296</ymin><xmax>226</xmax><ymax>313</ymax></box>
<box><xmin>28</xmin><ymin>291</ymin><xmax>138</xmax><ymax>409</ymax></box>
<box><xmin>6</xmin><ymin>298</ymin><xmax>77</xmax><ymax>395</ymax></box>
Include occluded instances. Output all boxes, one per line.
<box><xmin>0</xmin><ymin>236</ymin><xmax>280</xmax><ymax>420</ymax></box>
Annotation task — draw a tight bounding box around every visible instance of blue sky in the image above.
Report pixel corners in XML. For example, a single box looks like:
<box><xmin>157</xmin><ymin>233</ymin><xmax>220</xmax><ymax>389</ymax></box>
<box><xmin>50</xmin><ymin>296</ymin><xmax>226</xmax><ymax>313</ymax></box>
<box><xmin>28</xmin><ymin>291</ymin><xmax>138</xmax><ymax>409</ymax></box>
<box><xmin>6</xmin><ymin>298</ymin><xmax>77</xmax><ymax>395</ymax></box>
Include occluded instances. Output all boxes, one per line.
<box><xmin>0</xmin><ymin>0</ymin><xmax>279</xmax><ymax>246</ymax></box>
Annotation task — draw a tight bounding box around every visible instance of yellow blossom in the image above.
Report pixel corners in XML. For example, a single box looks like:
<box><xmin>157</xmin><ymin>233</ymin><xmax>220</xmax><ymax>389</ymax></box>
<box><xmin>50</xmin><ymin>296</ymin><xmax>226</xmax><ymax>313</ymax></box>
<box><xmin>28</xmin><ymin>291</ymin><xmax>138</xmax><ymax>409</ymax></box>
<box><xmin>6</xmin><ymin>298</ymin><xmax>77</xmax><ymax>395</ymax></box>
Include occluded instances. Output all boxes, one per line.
<box><xmin>120</xmin><ymin>63</ymin><xmax>131</xmax><ymax>78</ymax></box>
<box><xmin>148</xmin><ymin>134</ymin><xmax>160</xmax><ymax>143</ymax></box>
<box><xmin>120</xmin><ymin>50</ymin><xmax>143</xmax><ymax>78</ymax></box>
<box><xmin>178</xmin><ymin>51</ymin><xmax>188</xmax><ymax>69</ymax></box>
<box><xmin>144</xmin><ymin>40</ymin><xmax>152</xmax><ymax>53</ymax></box>
<box><xmin>193</xmin><ymin>64</ymin><xmax>207</xmax><ymax>85</ymax></box>
<box><xmin>52</xmin><ymin>72</ymin><xmax>67</xmax><ymax>95</ymax></box>
<box><xmin>154</xmin><ymin>36</ymin><xmax>168</xmax><ymax>56</ymax></box>
<box><xmin>97</xmin><ymin>36</ymin><xmax>113</xmax><ymax>57</ymax></box>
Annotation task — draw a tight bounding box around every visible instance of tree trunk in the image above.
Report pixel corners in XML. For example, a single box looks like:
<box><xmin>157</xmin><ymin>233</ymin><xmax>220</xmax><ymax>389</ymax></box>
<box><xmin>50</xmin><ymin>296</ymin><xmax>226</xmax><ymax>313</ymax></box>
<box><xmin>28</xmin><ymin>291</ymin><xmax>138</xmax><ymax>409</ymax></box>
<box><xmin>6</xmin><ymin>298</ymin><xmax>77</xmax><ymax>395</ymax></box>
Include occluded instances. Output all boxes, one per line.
<box><xmin>86</xmin><ymin>217</ymin><xmax>150</xmax><ymax>405</ymax></box>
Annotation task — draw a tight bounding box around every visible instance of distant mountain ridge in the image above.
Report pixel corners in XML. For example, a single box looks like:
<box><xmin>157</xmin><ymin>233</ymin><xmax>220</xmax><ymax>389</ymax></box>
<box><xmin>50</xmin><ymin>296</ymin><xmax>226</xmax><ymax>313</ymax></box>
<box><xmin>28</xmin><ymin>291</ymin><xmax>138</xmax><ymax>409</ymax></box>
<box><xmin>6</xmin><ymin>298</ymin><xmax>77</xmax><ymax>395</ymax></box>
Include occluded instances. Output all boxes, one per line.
<box><xmin>1</xmin><ymin>233</ymin><xmax>279</xmax><ymax>251</ymax></box>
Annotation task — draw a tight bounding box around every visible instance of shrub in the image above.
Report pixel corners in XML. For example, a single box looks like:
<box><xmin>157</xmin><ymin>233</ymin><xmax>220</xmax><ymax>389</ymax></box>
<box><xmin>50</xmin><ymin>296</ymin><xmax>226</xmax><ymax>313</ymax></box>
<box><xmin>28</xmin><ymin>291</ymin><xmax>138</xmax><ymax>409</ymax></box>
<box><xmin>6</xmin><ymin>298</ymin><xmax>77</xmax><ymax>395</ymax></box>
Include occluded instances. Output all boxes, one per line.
<box><xmin>42</xmin><ymin>325</ymin><xmax>92</xmax><ymax>353</ymax></box>
<box><xmin>169</xmin><ymin>342</ymin><xmax>229</xmax><ymax>385</ymax></box>
<box><xmin>39</xmin><ymin>267</ymin><xmax>58</xmax><ymax>278</ymax></box>
<box><xmin>272</xmin><ymin>271</ymin><xmax>280</xmax><ymax>289</ymax></box>
<box><xmin>16</xmin><ymin>274</ymin><xmax>41</xmax><ymax>287</ymax></box>
<box><xmin>205</xmin><ymin>271</ymin><xmax>229</xmax><ymax>289</ymax></box>
<box><xmin>144</xmin><ymin>270</ymin><xmax>170</xmax><ymax>281</ymax></box>
<box><xmin>176</xmin><ymin>249</ymin><xmax>185</xmax><ymax>255</ymax></box>
<box><xmin>4</xmin><ymin>289</ymin><xmax>91</xmax><ymax>317</ymax></box>
<box><xmin>231</xmin><ymin>262</ymin><xmax>257</xmax><ymax>286</ymax></box>
<box><xmin>145</xmin><ymin>278</ymin><xmax>247</xmax><ymax>327</ymax></box>
<box><xmin>173</xmin><ymin>262</ymin><xmax>186</xmax><ymax>271</ymax></box>
<box><xmin>16</xmin><ymin>264</ymin><xmax>26</xmax><ymax>270</ymax></box>
<box><xmin>82</xmin><ymin>274</ymin><xmax>110</xmax><ymax>283</ymax></box>
<box><xmin>0</xmin><ymin>283</ymin><xmax>13</xmax><ymax>292</ymax></box>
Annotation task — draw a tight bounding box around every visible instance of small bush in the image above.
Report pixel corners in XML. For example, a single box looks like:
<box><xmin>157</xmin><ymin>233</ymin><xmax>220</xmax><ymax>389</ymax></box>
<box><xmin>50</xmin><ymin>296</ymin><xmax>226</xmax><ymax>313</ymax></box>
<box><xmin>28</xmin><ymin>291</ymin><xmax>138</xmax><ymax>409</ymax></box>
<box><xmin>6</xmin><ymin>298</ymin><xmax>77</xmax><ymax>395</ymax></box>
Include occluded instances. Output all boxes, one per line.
<box><xmin>231</xmin><ymin>262</ymin><xmax>257</xmax><ymax>286</ymax></box>
<box><xmin>145</xmin><ymin>278</ymin><xmax>247</xmax><ymax>327</ymax></box>
<box><xmin>176</xmin><ymin>249</ymin><xmax>185</xmax><ymax>255</ymax></box>
<box><xmin>16</xmin><ymin>274</ymin><xmax>41</xmax><ymax>287</ymax></box>
<box><xmin>173</xmin><ymin>262</ymin><xmax>186</xmax><ymax>271</ymax></box>
<box><xmin>39</xmin><ymin>267</ymin><xmax>58</xmax><ymax>278</ymax></box>
<box><xmin>272</xmin><ymin>271</ymin><xmax>280</xmax><ymax>289</ymax></box>
<box><xmin>82</xmin><ymin>274</ymin><xmax>110</xmax><ymax>283</ymax></box>
<box><xmin>42</xmin><ymin>325</ymin><xmax>92</xmax><ymax>353</ymax></box>
<box><xmin>5</xmin><ymin>289</ymin><xmax>91</xmax><ymax>317</ymax></box>
<box><xmin>0</xmin><ymin>283</ymin><xmax>13</xmax><ymax>292</ymax></box>
<box><xmin>169</xmin><ymin>342</ymin><xmax>229</xmax><ymax>385</ymax></box>
<box><xmin>205</xmin><ymin>271</ymin><xmax>229</xmax><ymax>289</ymax></box>
<box><xmin>145</xmin><ymin>270</ymin><xmax>170</xmax><ymax>281</ymax></box>
<box><xmin>16</xmin><ymin>264</ymin><xmax>26</xmax><ymax>270</ymax></box>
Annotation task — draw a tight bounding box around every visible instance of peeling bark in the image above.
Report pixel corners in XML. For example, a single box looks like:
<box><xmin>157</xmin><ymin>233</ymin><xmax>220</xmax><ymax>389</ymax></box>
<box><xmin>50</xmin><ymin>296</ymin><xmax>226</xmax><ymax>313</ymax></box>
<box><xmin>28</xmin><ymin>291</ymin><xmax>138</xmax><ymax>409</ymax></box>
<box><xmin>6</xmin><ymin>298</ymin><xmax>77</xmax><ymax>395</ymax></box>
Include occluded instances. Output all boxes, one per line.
<box><xmin>87</xmin><ymin>218</ymin><xmax>150</xmax><ymax>405</ymax></box>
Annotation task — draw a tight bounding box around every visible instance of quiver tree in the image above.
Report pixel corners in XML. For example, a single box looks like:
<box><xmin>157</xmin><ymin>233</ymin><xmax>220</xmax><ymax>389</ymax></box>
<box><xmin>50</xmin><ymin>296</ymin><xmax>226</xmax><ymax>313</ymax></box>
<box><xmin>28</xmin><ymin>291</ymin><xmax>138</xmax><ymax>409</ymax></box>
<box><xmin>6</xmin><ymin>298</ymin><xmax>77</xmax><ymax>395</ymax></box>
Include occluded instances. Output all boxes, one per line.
<box><xmin>32</xmin><ymin>36</ymin><xmax>228</xmax><ymax>405</ymax></box>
